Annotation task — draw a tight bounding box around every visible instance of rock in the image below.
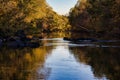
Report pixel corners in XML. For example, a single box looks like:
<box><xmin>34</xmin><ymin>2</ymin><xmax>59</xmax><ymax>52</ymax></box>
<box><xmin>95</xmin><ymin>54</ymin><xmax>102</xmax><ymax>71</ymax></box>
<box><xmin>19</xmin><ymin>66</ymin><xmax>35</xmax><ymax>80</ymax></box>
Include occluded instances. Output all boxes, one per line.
<box><xmin>7</xmin><ymin>41</ymin><xmax>19</xmax><ymax>48</ymax></box>
<box><xmin>26</xmin><ymin>42</ymin><xmax>40</xmax><ymax>48</ymax></box>
<box><xmin>0</xmin><ymin>39</ymin><xmax>3</xmax><ymax>47</ymax></box>
<box><xmin>63</xmin><ymin>37</ymin><xmax>72</xmax><ymax>41</ymax></box>
<box><xmin>63</xmin><ymin>37</ymin><xmax>97</xmax><ymax>42</ymax></box>
<box><xmin>6</xmin><ymin>37</ymin><xmax>25</xmax><ymax>48</ymax></box>
<box><xmin>2</xmin><ymin>31</ymin><xmax>41</xmax><ymax>48</ymax></box>
<box><xmin>78</xmin><ymin>38</ymin><xmax>97</xmax><ymax>42</ymax></box>
<box><xmin>6</xmin><ymin>39</ymin><xmax>40</xmax><ymax>48</ymax></box>
<box><xmin>7</xmin><ymin>37</ymin><xmax>17</xmax><ymax>41</ymax></box>
<box><xmin>16</xmin><ymin>39</ymin><xmax>25</xmax><ymax>47</ymax></box>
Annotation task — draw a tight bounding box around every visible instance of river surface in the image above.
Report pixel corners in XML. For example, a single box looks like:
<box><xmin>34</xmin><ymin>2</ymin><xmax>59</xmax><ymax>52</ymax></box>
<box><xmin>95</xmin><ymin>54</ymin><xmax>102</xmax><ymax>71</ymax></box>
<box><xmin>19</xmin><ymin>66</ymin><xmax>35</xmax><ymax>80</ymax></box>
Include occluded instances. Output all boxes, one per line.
<box><xmin>0</xmin><ymin>33</ymin><xmax>120</xmax><ymax>80</ymax></box>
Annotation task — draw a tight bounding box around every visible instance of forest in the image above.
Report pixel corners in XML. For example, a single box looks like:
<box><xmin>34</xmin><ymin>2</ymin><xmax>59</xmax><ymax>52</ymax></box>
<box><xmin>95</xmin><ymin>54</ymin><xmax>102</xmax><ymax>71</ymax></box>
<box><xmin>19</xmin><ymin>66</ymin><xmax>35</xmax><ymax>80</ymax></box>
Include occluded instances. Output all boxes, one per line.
<box><xmin>0</xmin><ymin>0</ymin><xmax>70</xmax><ymax>37</ymax></box>
<box><xmin>0</xmin><ymin>1</ymin><xmax>120</xmax><ymax>80</ymax></box>
<box><xmin>69</xmin><ymin>0</ymin><xmax>120</xmax><ymax>37</ymax></box>
<box><xmin>0</xmin><ymin>0</ymin><xmax>120</xmax><ymax>38</ymax></box>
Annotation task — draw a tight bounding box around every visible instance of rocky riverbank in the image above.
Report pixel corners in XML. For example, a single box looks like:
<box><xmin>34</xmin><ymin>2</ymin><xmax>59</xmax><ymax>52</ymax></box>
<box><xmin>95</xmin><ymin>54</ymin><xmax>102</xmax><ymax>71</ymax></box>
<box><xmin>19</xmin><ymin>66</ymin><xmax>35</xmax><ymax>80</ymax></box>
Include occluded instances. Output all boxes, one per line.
<box><xmin>0</xmin><ymin>30</ymin><xmax>42</xmax><ymax>48</ymax></box>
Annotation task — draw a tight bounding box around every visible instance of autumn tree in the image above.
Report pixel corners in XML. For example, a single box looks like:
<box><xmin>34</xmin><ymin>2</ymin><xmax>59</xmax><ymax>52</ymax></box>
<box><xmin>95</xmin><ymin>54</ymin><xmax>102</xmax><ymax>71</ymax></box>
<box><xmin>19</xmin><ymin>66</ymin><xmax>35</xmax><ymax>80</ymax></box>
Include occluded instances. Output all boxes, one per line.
<box><xmin>69</xmin><ymin>0</ymin><xmax>120</xmax><ymax>36</ymax></box>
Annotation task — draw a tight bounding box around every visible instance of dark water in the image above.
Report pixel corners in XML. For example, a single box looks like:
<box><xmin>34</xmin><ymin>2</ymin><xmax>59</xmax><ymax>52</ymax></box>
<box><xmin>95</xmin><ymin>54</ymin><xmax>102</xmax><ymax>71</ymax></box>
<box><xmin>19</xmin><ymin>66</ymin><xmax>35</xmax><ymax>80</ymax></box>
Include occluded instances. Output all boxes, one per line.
<box><xmin>0</xmin><ymin>33</ymin><xmax>120</xmax><ymax>80</ymax></box>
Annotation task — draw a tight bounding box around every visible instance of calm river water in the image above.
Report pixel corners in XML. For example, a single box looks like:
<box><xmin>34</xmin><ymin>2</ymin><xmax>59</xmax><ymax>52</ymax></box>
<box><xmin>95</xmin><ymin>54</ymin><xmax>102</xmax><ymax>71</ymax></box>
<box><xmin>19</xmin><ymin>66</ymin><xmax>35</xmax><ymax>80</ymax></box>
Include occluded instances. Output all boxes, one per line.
<box><xmin>0</xmin><ymin>33</ymin><xmax>120</xmax><ymax>80</ymax></box>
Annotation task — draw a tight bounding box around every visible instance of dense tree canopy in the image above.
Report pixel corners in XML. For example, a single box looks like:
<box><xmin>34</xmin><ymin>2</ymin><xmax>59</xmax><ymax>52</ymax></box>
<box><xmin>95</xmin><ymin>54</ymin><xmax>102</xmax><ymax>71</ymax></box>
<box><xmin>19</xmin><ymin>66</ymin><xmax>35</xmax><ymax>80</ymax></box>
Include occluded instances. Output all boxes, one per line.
<box><xmin>69</xmin><ymin>0</ymin><xmax>120</xmax><ymax>36</ymax></box>
<box><xmin>0</xmin><ymin>0</ymin><xmax>70</xmax><ymax>37</ymax></box>
<box><xmin>0</xmin><ymin>0</ymin><xmax>120</xmax><ymax>38</ymax></box>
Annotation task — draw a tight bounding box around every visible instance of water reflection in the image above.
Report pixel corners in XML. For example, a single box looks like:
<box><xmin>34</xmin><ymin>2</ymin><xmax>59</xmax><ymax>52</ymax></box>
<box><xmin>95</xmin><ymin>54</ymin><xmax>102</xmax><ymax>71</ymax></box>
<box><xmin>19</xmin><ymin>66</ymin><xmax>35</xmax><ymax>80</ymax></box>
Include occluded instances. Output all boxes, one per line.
<box><xmin>0</xmin><ymin>46</ymin><xmax>53</xmax><ymax>80</ymax></box>
<box><xmin>0</xmin><ymin>36</ymin><xmax>120</xmax><ymax>80</ymax></box>
<box><xmin>70</xmin><ymin>47</ymin><xmax>120</xmax><ymax>80</ymax></box>
<box><xmin>42</xmin><ymin>46</ymin><xmax>107</xmax><ymax>80</ymax></box>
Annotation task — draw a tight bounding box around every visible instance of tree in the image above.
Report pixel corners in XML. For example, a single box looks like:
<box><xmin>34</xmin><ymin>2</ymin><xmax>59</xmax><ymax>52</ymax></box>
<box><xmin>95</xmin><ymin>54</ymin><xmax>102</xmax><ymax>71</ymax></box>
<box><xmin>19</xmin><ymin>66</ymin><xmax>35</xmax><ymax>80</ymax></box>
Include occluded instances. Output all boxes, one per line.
<box><xmin>69</xmin><ymin>0</ymin><xmax>120</xmax><ymax>36</ymax></box>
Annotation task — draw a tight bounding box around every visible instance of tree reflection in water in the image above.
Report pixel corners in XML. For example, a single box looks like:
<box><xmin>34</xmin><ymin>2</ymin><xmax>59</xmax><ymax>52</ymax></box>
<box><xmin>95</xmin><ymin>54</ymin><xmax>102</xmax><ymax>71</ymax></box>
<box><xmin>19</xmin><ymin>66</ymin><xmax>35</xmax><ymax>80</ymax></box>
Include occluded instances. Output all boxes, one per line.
<box><xmin>0</xmin><ymin>46</ymin><xmax>53</xmax><ymax>80</ymax></box>
<box><xmin>0</xmin><ymin>32</ymin><xmax>119</xmax><ymax>80</ymax></box>
<box><xmin>69</xmin><ymin>47</ymin><xmax>120</xmax><ymax>80</ymax></box>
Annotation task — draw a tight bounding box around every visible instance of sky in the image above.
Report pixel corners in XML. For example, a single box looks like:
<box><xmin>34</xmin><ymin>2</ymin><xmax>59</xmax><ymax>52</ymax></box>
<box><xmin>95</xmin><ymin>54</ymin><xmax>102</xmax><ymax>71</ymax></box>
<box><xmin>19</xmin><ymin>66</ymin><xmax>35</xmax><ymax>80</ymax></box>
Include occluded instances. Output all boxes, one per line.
<box><xmin>46</xmin><ymin>0</ymin><xmax>78</xmax><ymax>15</ymax></box>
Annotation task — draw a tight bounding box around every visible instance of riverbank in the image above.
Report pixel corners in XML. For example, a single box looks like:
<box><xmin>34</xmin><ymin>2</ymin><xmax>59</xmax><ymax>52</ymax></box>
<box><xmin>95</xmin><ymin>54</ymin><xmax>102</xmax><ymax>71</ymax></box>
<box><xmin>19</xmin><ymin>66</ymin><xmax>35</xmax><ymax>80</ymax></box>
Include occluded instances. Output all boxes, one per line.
<box><xmin>0</xmin><ymin>30</ymin><xmax>119</xmax><ymax>48</ymax></box>
<box><xmin>0</xmin><ymin>30</ymin><xmax>42</xmax><ymax>48</ymax></box>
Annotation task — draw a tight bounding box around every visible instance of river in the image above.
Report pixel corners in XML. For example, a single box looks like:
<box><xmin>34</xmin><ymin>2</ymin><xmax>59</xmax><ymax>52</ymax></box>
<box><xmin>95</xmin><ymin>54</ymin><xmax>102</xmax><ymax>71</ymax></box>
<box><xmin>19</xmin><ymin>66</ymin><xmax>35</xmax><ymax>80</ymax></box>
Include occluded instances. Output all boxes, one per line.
<box><xmin>0</xmin><ymin>32</ymin><xmax>120</xmax><ymax>80</ymax></box>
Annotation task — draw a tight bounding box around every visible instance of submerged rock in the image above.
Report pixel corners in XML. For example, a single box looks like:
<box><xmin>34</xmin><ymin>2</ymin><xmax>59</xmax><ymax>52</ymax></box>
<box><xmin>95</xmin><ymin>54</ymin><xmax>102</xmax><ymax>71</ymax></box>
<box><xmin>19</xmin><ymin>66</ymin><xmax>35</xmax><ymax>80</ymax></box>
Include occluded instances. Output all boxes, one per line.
<box><xmin>0</xmin><ymin>30</ymin><xmax>41</xmax><ymax>48</ymax></box>
<box><xmin>7</xmin><ymin>38</ymin><xmax>25</xmax><ymax>48</ymax></box>
<box><xmin>7</xmin><ymin>41</ymin><xmax>40</xmax><ymax>48</ymax></box>
<box><xmin>26</xmin><ymin>42</ymin><xmax>40</xmax><ymax>48</ymax></box>
<box><xmin>63</xmin><ymin>37</ymin><xmax>97</xmax><ymax>42</ymax></box>
<box><xmin>6</xmin><ymin>36</ymin><xmax>40</xmax><ymax>48</ymax></box>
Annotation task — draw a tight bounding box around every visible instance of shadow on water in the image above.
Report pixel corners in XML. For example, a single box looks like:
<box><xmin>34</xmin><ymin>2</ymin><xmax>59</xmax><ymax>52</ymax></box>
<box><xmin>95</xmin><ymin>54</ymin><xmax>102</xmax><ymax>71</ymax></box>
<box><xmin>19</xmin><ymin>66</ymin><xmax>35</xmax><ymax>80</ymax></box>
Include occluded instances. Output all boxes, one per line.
<box><xmin>0</xmin><ymin>32</ymin><xmax>120</xmax><ymax>80</ymax></box>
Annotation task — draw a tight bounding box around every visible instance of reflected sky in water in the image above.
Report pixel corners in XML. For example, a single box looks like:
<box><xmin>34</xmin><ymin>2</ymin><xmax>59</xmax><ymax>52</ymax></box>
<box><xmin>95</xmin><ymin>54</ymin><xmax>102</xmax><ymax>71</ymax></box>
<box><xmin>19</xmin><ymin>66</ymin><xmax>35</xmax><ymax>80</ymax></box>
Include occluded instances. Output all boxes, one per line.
<box><xmin>38</xmin><ymin>38</ymin><xmax>107</xmax><ymax>80</ymax></box>
<box><xmin>0</xmin><ymin>36</ymin><xmax>119</xmax><ymax>80</ymax></box>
